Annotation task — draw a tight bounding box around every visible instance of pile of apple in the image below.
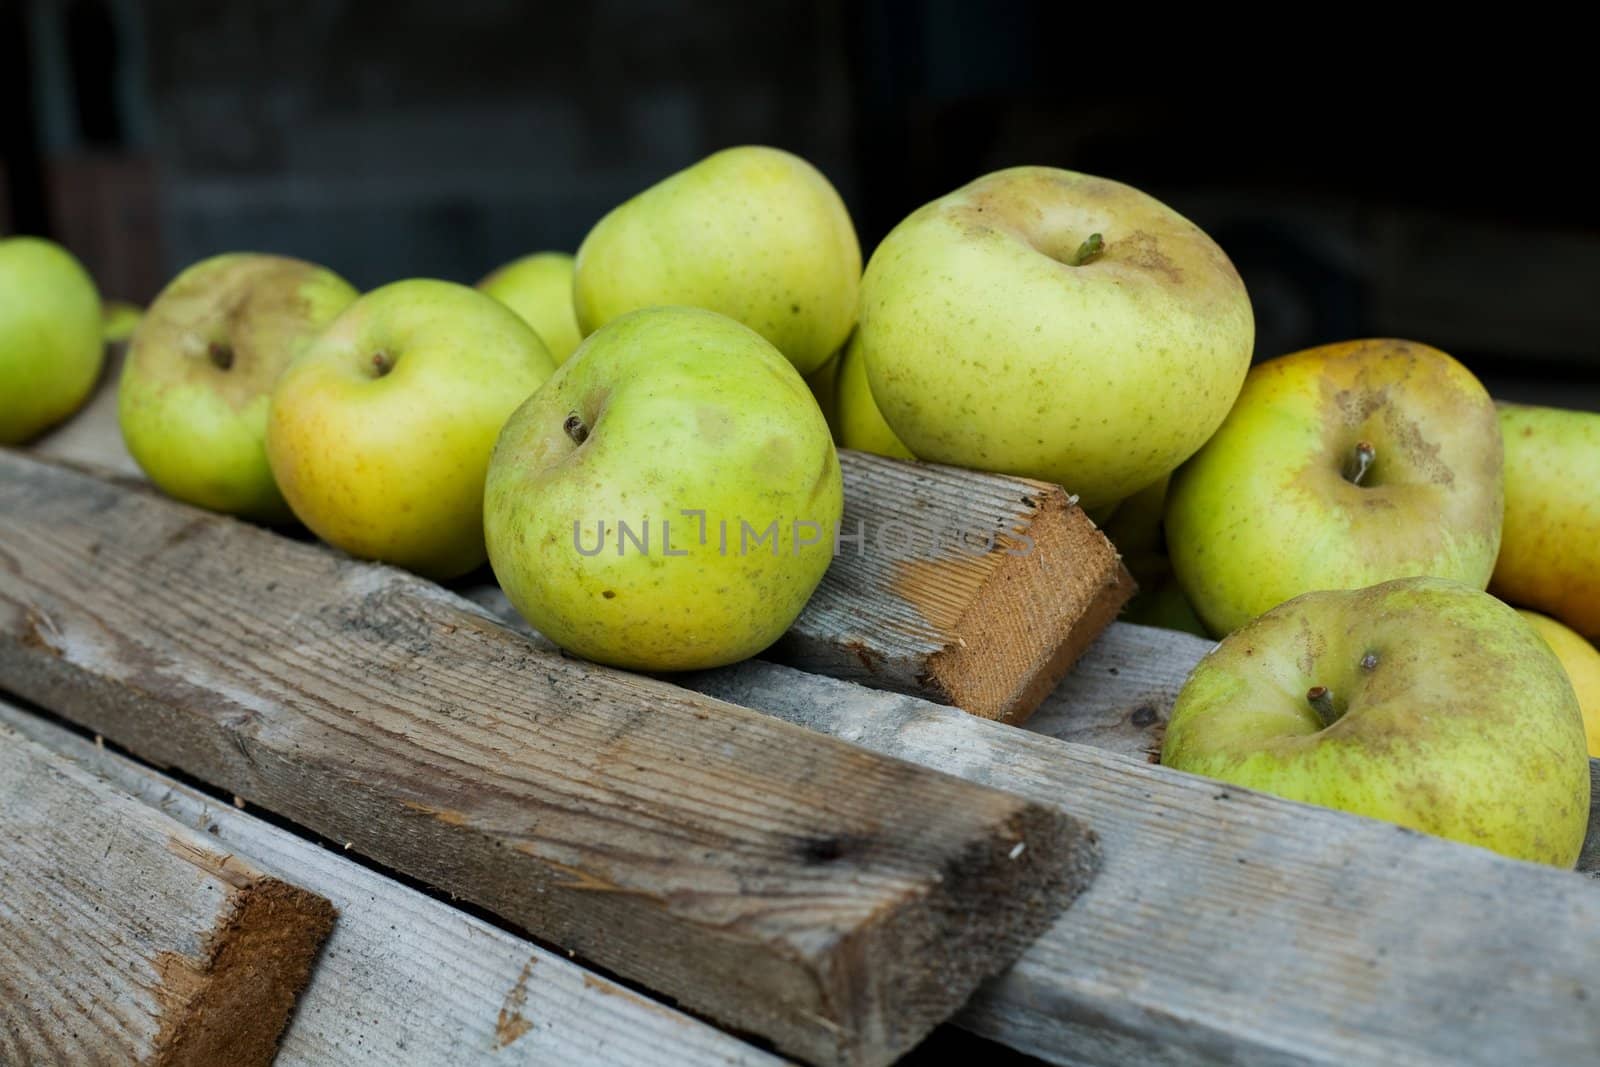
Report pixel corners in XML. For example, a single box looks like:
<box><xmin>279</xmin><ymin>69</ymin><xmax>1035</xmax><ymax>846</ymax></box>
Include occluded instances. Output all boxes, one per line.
<box><xmin>3</xmin><ymin>145</ymin><xmax>1597</xmax><ymax>868</ymax></box>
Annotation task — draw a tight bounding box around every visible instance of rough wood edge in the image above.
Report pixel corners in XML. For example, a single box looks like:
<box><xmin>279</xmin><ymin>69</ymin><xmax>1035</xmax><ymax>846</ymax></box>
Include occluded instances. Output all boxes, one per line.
<box><xmin>922</xmin><ymin>482</ymin><xmax>1135</xmax><ymax>722</ymax></box>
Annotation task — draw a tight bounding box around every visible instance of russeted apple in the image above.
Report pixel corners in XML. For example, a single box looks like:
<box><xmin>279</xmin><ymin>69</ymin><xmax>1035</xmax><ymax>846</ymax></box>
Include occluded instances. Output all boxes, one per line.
<box><xmin>1167</xmin><ymin>339</ymin><xmax>1504</xmax><ymax>636</ymax></box>
<box><xmin>484</xmin><ymin>306</ymin><xmax>843</xmax><ymax>672</ymax></box>
<box><xmin>0</xmin><ymin>236</ymin><xmax>103</xmax><ymax>445</ymax></box>
<box><xmin>1162</xmin><ymin>577</ymin><xmax>1591</xmax><ymax>867</ymax></box>
<box><xmin>119</xmin><ymin>254</ymin><xmax>358</xmax><ymax>522</ymax></box>
<box><xmin>477</xmin><ymin>251</ymin><xmax>584</xmax><ymax>364</ymax></box>
<box><xmin>266</xmin><ymin>279</ymin><xmax>557</xmax><ymax>579</ymax></box>
<box><xmin>1492</xmin><ymin>403</ymin><xmax>1600</xmax><ymax>639</ymax></box>
<box><xmin>573</xmin><ymin>146</ymin><xmax>861</xmax><ymax>376</ymax></box>
<box><xmin>854</xmin><ymin>167</ymin><xmax>1254</xmax><ymax>510</ymax></box>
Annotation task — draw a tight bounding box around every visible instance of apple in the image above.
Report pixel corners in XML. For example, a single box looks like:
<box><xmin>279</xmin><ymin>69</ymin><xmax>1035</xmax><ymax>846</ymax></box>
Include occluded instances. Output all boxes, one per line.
<box><xmin>485</xmin><ymin>306</ymin><xmax>842</xmax><ymax>671</ymax></box>
<box><xmin>0</xmin><ymin>236</ymin><xmax>103</xmax><ymax>444</ymax></box>
<box><xmin>102</xmin><ymin>300</ymin><xmax>144</xmax><ymax>344</ymax></box>
<box><xmin>1099</xmin><ymin>475</ymin><xmax>1206</xmax><ymax>636</ymax></box>
<box><xmin>1167</xmin><ymin>339</ymin><xmax>1503</xmax><ymax>636</ymax></box>
<box><xmin>803</xmin><ymin>348</ymin><xmax>842</xmax><ymax>438</ymax></box>
<box><xmin>266</xmin><ymin>279</ymin><xmax>556</xmax><ymax>579</ymax></box>
<box><xmin>119</xmin><ymin>254</ymin><xmax>358</xmax><ymax>522</ymax></box>
<box><xmin>477</xmin><ymin>251</ymin><xmax>583</xmax><ymax>364</ymax></box>
<box><xmin>1162</xmin><ymin>577</ymin><xmax>1590</xmax><ymax>867</ymax></box>
<box><xmin>1492</xmin><ymin>403</ymin><xmax>1600</xmax><ymax>639</ymax></box>
<box><xmin>854</xmin><ymin>167</ymin><xmax>1253</xmax><ymax>510</ymax></box>
<box><xmin>835</xmin><ymin>332</ymin><xmax>913</xmax><ymax>461</ymax></box>
<box><xmin>1520</xmin><ymin>609</ymin><xmax>1600</xmax><ymax>758</ymax></box>
<box><xmin>573</xmin><ymin>146</ymin><xmax>860</xmax><ymax>376</ymax></box>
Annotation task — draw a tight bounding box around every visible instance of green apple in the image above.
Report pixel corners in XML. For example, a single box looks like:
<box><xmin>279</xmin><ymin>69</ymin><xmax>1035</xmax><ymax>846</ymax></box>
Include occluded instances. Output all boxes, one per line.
<box><xmin>485</xmin><ymin>306</ymin><xmax>842</xmax><ymax>671</ymax></box>
<box><xmin>855</xmin><ymin>167</ymin><xmax>1253</xmax><ymax>510</ymax></box>
<box><xmin>1492</xmin><ymin>403</ymin><xmax>1600</xmax><ymax>639</ymax></box>
<box><xmin>102</xmin><ymin>300</ymin><xmax>144</xmax><ymax>344</ymax></box>
<box><xmin>477</xmin><ymin>251</ymin><xmax>583</xmax><ymax>364</ymax></box>
<box><xmin>835</xmin><ymin>332</ymin><xmax>913</xmax><ymax>460</ymax></box>
<box><xmin>1162</xmin><ymin>577</ymin><xmax>1590</xmax><ymax>867</ymax></box>
<box><xmin>0</xmin><ymin>236</ymin><xmax>103</xmax><ymax>444</ymax></box>
<box><xmin>1167</xmin><ymin>339</ymin><xmax>1503</xmax><ymax>636</ymax></box>
<box><xmin>119</xmin><ymin>254</ymin><xmax>358</xmax><ymax>522</ymax></box>
<box><xmin>803</xmin><ymin>347</ymin><xmax>841</xmax><ymax>439</ymax></box>
<box><xmin>266</xmin><ymin>279</ymin><xmax>556</xmax><ymax>579</ymax></box>
<box><xmin>1099</xmin><ymin>474</ymin><xmax>1207</xmax><ymax>636</ymax></box>
<box><xmin>573</xmin><ymin>146</ymin><xmax>860</xmax><ymax>376</ymax></box>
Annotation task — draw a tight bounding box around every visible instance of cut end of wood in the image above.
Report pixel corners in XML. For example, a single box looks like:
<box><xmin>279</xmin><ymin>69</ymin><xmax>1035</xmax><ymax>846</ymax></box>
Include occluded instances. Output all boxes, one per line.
<box><xmin>907</xmin><ymin>482</ymin><xmax>1135</xmax><ymax>724</ymax></box>
<box><xmin>151</xmin><ymin>875</ymin><xmax>337</xmax><ymax>1067</ymax></box>
<box><xmin>821</xmin><ymin>795</ymin><xmax>1101</xmax><ymax>1064</ymax></box>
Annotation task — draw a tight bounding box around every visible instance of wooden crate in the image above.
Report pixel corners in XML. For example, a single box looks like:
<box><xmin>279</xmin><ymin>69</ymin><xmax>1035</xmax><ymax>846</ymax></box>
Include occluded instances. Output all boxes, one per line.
<box><xmin>5</xmin><ymin>378</ymin><xmax>1600</xmax><ymax>1066</ymax></box>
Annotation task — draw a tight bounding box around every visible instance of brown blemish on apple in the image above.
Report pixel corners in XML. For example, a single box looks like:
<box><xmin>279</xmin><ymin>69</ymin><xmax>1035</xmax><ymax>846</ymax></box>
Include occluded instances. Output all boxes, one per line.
<box><xmin>1111</xmin><ymin>230</ymin><xmax>1184</xmax><ymax>284</ymax></box>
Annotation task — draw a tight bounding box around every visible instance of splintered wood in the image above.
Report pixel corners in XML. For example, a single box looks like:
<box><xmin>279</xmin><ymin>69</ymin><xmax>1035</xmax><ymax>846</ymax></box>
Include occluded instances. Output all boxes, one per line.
<box><xmin>0</xmin><ymin>722</ymin><xmax>334</xmax><ymax>1067</ymax></box>
<box><xmin>0</xmin><ymin>449</ymin><xmax>1099</xmax><ymax>1067</ymax></box>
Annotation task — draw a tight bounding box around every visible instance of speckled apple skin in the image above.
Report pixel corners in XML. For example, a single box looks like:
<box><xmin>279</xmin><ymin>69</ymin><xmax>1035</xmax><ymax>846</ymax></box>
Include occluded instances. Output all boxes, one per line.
<box><xmin>1167</xmin><ymin>339</ymin><xmax>1503</xmax><ymax>637</ymax></box>
<box><xmin>856</xmin><ymin>167</ymin><xmax>1253</xmax><ymax>510</ymax></box>
<box><xmin>573</xmin><ymin>146</ymin><xmax>860</xmax><ymax>377</ymax></box>
<box><xmin>266</xmin><ymin>279</ymin><xmax>556</xmax><ymax>579</ymax></box>
<box><xmin>485</xmin><ymin>306</ymin><xmax>843</xmax><ymax>672</ymax></box>
<box><xmin>1162</xmin><ymin>578</ymin><xmax>1590</xmax><ymax>867</ymax></box>
<box><xmin>1492</xmin><ymin>403</ymin><xmax>1600</xmax><ymax>640</ymax></box>
<box><xmin>120</xmin><ymin>254</ymin><xmax>358</xmax><ymax>522</ymax></box>
<box><xmin>0</xmin><ymin>237</ymin><xmax>103</xmax><ymax>445</ymax></box>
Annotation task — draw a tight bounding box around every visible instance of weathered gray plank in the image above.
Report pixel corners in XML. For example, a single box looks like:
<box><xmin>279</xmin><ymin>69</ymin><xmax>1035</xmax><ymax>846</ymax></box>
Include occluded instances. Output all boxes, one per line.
<box><xmin>0</xmin><ymin>449</ymin><xmax>1098</xmax><ymax>1067</ymax></box>
<box><xmin>685</xmin><ymin>645</ymin><xmax>1600</xmax><ymax>1066</ymax></box>
<box><xmin>31</xmin><ymin>379</ymin><xmax>1130</xmax><ymax>724</ymax></box>
<box><xmin>0</xmin><ymin>699</ymin><xmax>785</xmax><ymax>1067</ymax></box>
<box><xmin>777</xmin><ymin>451</ymin><xmax>1133</xmax><ymax>722</ymax></box>
<box><xmin>0</xmin><ymin>719</ymin><xmax>334</xmax><ymax>1067</ymax></box>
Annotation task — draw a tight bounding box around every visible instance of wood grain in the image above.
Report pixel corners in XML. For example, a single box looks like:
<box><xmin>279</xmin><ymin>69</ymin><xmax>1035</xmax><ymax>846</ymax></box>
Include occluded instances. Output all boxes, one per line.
<box><xmin>0</xmin><ymin>699</ymin><xmax>786</xmax><ymax>1067</ymax></box>
<box><xmin>30</xmin><ymin>382</ymin><xmax>1132</xmax><ymax>724</ymax></box>
<box><xmin>0</xmin><ymin>449</ymin><xmax>1098</xmax><ymax>1067</ymax></box>
<box><xmin>0</xmin><ymin>718</ymin><xmax>334</xmax><ymax>1067</ymax></box>
<box><xmin>778</xmin><ymin>451</ymin><xmax>1134</xmax><ymax>722</ymax></box>
<box><xmin>686</xmin><ymin>640</ymin><xmax>1600</xmax><ymax>1066</ymax></box>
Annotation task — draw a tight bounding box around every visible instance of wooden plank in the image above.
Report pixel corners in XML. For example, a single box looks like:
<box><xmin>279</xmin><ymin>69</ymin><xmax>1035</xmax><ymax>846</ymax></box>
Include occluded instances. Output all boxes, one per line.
<box><xmin>29</xmin><ymin>379</ymin><xmax>1129</xmax><ymax>723</ymax></box>
<box><xmin>0</xmin><ymin>450</ymin><xmax>1098</xmax><ymax>1067</ymax></box>
<box><xmin>0</xmin><ymin>719</ymin><xmax>334</xmax><ymax>1067</ymax></box>
<box><xmin>0</xmin><ymin>699</ymin><xmax>786</xmax><ymax>1067</ymax></box>
<box><xmin>781</xmin><ymin>451</ymin><xmax>1134</xmax><ymax>722</ymax></box>
<box><xmin>683</xmin><ymin>639</ymin><xmax>1600</xmax><ymax>1066</ymax></box>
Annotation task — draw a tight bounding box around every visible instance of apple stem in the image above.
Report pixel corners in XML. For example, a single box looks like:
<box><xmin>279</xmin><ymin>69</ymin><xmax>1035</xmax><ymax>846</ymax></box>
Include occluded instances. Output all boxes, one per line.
<box><xmin>1345</xmin><ymin>441</ymin><xmax>1376</xmax><ymax>486</ymax></box>
<box><xmin>371</xmin><ymin>351</ymin><xmax>394</xmax><ymax>377</ymax></box>
<box><xmin>1070</xmin><ymin>233</ymin><xmax>1105</xmax><ymax>266</ymax></box>
<box><xmin>1306</xmin><ymin>685</ymin><xmax>1338</xmax><ymax>728</ymax></box>
<box><xmin>563</xmin><ymin>413</ymin><xmax>590</xmax><ymax>446</ymax></box>
<box><xmin>207</xmin><ymin>341</ymin><xmax>234</xmax><ymax>371</ymax></box>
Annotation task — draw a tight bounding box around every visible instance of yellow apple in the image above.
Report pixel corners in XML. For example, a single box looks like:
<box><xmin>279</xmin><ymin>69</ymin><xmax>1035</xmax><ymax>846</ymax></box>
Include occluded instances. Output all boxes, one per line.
<box><xmin>573</xmin><ymin>146</ymin><xmax>860</xmax><ymax>375</ymax></box>
<box><xmin>0</xmin><ymin>236</ymin><xmax>103</xmax><ymax>444</ymax></box>
<box><xmin>835</xmin><ymin>332</ymin><xmax>913</xmax><ymax>460</ymax></box>
<box><xmin>119</xmin><ymin>254</ymin><xmax>358</xmax><ymax>522</ymax></box>
<box><xmin>1168</xmin><ymin>339</ymin><xmax>1503</xmax><ymax>636</ymax></box>
<box><xmin>855</xmin><ymin>167</ymin><xmax>1253</xmax><ymax>509</ymax></box>
<box><xmin>477</xmin><ymin>251</ymin><xmax>583</xmax><ymax>364</ymax></box>
<box><xmin>266</xmin><ymin>279</ymin><xmax>556</xmax><ymax>579</ymax></box>
<box><xmin>1492</xmin><ymin>403</ymin><xmax>1600</xmax><ymax>639</ymax></box>
<box><xmin>1520</xmin><ymin>609</ymin><xmax>1600</xmax><ymax>758</ymax></box>
<box><xmin>485</xmin><ymin>306</ymin><xmax>842</xmax><ymax>671</ymax></box>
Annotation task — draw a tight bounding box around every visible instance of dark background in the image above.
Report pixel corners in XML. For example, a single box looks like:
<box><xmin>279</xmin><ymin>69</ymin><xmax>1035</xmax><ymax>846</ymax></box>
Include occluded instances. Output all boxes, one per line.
<box><xmin>3</xmin><ymin>0</ymin><xmax>1596</xmax><ymax>409</ymax></box>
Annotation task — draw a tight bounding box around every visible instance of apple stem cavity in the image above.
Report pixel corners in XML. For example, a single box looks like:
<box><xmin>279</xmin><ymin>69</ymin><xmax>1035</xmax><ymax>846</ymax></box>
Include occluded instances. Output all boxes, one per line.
<box><xmin>563</xmin><ymin>413</ymin><xmax>590</xmax><ymax>447</ymax></box>
<box><xmin>207</xmin><ymin>341</ymin><xmax>234</xmax><ymax>371</ymax></box>
<box><xmin>1070</xmin><ymin>232</ymin><xmax>1106</xmax><ymax>267</ymax></box>
<box><xmin>1344</xmin><ymin>440</ymin><xmax>1376</xmax><ymax>486</ymax></box>
<box><xmin>1306</xmin><ymin>685</ymin><xmax>1339</xmax><ymax>728</ymax></box>
<box><xmin>371</xmin><ymin>350</ymin><xmax>394</xmax><ymax>377</ymax></box>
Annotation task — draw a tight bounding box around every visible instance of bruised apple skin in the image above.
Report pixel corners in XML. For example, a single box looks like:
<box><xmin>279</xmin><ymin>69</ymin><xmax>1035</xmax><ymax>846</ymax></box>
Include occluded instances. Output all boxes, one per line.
<box><xmin>1167</xmin><ymin>339</ymin><xmax>1504</xmax><ymax>636</ymax></box>
<box><xmin>1162</xmin><ymin>577</ymin><xmax>1590</xmax><ymax>868</ymax></box>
